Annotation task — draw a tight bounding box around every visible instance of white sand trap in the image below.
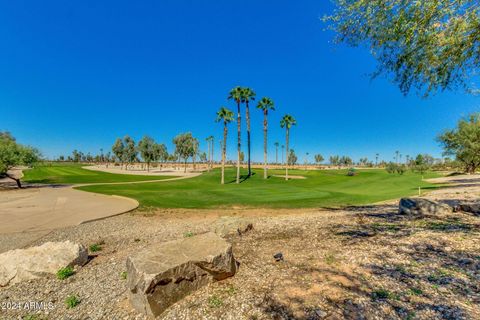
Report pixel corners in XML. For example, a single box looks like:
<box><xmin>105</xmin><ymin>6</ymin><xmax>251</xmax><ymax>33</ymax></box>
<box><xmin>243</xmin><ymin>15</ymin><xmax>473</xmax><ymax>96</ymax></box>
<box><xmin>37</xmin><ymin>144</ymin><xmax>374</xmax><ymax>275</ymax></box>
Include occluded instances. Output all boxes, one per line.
<box><xmin>271</xmin><ymin>175</ymin><xmax>307</xmax><ymax>180</ymax></box>
<box><xmin>83</xmin><ymin>165</ymin><xmax>200</xmax><ymax>177</ymax></box>
<box><xmin>0</xmin><ymin>186</ymin><xmax>138</xmax><ymax>234</ymax></box>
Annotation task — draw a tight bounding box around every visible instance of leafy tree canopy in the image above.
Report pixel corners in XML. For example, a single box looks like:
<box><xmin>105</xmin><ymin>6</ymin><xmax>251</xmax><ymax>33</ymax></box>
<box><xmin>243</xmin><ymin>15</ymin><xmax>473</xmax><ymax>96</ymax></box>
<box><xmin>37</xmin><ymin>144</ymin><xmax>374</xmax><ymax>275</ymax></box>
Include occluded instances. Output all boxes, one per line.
<box><xmin>173</xmin><ymin>132</ymin><xmax>198</xmax><ymax>162</ymax></box>
<box><xmin>438</xmin><ymin>113</ymin><xmax>480</xmax><ymax>173</ymax></box>
<box><xmin>325</xmin><ymin>0</ymin><xmax>480</xmax><ymax>96</ymax></box>
<box><xmin>0</xmin><ymin>132</ymin><xmax>40</xmax><ymax>187</ymax></box>
<box><xmin>288</xmin><ymin>149</ymin><xmax>298</xmax><ymax>165</ymax></box>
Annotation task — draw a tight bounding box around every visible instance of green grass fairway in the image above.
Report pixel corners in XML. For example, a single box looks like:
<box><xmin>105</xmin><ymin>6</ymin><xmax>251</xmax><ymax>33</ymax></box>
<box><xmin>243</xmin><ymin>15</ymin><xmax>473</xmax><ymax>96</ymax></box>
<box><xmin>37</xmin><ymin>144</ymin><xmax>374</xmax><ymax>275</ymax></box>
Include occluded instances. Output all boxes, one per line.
<box><xmin>77</xmin><ymin>168</ymin><xmax>439</xmax><ymax>209</ymax></box>
<box><xmin>23</xmin><ymin>163</ymin><xmax>176</xmax><ymax>184</ymax></box>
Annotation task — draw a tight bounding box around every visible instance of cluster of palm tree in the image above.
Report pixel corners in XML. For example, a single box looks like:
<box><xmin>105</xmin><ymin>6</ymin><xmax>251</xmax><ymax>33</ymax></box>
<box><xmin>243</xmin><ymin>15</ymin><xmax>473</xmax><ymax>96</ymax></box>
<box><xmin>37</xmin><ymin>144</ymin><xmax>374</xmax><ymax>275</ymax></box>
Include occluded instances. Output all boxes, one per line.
<box><xmin>215</xmin><ymin>86</ymin><xmax>296</xmax><ymax>184</ymax></box>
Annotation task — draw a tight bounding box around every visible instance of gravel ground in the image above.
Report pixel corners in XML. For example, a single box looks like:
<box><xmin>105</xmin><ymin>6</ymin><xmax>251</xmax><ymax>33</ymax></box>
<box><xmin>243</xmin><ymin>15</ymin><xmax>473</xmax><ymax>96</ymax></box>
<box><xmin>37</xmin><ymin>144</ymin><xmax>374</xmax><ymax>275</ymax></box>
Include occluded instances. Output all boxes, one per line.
<box><xmin>0</xmin><ymin>175</ymin><xmax>479</xmax><ymax>320</ymax></box>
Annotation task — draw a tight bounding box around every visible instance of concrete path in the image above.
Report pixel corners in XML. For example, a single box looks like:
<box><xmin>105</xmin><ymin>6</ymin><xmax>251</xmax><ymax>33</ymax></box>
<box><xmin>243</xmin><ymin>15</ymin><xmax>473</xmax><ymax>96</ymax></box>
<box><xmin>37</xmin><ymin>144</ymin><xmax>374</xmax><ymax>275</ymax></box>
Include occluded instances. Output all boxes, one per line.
<box><xmin>0</xmin><ymin>186</ymin><xmax>138</xmax><ymax>234</ymax></box>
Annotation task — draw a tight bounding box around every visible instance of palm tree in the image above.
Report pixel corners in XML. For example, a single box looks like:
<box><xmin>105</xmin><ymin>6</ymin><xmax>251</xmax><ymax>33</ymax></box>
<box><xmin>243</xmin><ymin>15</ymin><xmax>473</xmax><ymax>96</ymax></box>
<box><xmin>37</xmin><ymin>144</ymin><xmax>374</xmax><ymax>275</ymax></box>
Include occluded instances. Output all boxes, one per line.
<box><xmin>242</xmin><ymin>87</ymin><xmax>256</xmax><ymax>177</ymax></box>
<box><xmin>216</xmin><ymin>107</ymin><xmax>234</xmax><ymax>185</ymax></box>
<box><xmin>375</xmin><ymin>153</ymin><xmax>379</xmax><ymax>167</ymax></box>
<box><xmin>395</xmin><ymin>150</ymin><xmax>400</xmax><ymax>164</ymax></box>
<box><xmin>206</xmin><ymin>136</ymin><xmax>214</xmax><ymax>171</ymax></box>
<box><xmin>274</xmin><ymin>142</ymin><xmax>280</xmax><ymax>164</ymax></box>
<box><xmin>228</xmin><ymin>86</ymin><xmax>243</xmax><ymax>184</ymax></box>
<box><xmin>280</xmin><ymin>114</ymin><xmax>297</xmax><ymax>181</ymax></box>
<box><xmin>281</xmin><ymin>145</ymin><xmax>285</xmax><ymax>164</ymax></box>
<box><xmin>256</xmin><ymin>97</ymin><xmax>275</xmax><ymax>179</ymax></box>
<box><xmin>205</xmin><ymin>136</ymin><xmax>212</xmax><ymax>171</ymax></box>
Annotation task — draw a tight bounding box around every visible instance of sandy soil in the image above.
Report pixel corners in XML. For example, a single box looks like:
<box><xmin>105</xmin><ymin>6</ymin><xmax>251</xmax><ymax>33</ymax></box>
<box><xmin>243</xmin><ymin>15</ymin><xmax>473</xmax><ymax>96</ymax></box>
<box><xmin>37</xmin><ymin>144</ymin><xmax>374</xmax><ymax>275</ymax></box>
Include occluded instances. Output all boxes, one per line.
<box><xmin>0</xmin><ymin>186</ymin><xmax>138</xmax><ymax>251</ymax></box>
<box><xmin>0</xmin><ymin>174</ymin><xmax>479</xmax><ymax>319</ymax></box>
<box><xmin>84</xmin><ymin>165</ymin><xmax>203</xmax><ymax>177</ymax></box>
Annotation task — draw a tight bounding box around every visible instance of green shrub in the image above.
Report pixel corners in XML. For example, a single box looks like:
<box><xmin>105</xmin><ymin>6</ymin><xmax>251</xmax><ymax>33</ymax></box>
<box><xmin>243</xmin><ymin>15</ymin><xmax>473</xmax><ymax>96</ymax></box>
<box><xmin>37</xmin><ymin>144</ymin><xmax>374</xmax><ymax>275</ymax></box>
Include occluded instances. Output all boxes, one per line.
<box><xmin>371</xmin><ymin>289</ymin><xmax>392</xmax><ymax>300</ymax></box>
<box><xmin>89</xmin><ymin>243</ymin><xmax>102</xmax><ymax>252</ymax></box>
<box><xmin>184</xmin><ymin>231</ymin><xmax>194</xmax><ymax>238</ymax></box>
<box><xmin>208</xmin><ymin>295</ymin><xmax>223</xmax><ymax>308</ymax></box>
<box><xmin>346</xmin><ymin>168</ymin><xmax>357</xmax><ymax>176</ymax></box>
<box><xmin>65</xmin><ymin>294</ymin><xmax>80</xmax><ymax>308</ymax></box>
<box><xmin>121</xmin><ymin>271</ymin><xmax>128</xmax><ymax>280</ymax></box>
<box><xmin>56</xmin><ymin>266</ymin><xmax>75</xmax><ymax>280</ymax></box>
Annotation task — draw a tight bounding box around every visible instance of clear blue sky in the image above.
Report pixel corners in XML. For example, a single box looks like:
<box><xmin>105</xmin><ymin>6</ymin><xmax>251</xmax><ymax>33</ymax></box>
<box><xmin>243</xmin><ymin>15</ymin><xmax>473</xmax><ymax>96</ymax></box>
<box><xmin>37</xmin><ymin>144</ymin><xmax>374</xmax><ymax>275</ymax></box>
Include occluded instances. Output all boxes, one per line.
<box><xmin>1</xmin><ymin>0</ymin><xmax>478</xmax><ymax>163</ymax></box>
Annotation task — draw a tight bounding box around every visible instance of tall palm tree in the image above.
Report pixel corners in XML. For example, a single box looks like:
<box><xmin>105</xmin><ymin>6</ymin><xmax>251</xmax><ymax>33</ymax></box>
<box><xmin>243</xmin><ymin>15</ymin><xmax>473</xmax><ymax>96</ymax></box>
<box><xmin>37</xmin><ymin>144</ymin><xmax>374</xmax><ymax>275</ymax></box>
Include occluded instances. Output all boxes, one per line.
<box><xmin>211</xmin><ymin>136</ymin><xmax>214</xmax><ymax>168</ymax></box>
<box><xmin>280</xmin><ymin>114</ymin><xmax>297</xmax><ymax>181</ymax></box>
<box><xmin>205</xmin><ymin>136</ymin><xmax>212</xmax><ymax>171</ymax></box>
<box><xmin>228</xmin><ymin>86</ymin><xmax>243</xmax><ymax>184</ymax></box>
<box><xmin>395</xmin><ymin>150</ymin><xmax>400</xmax><ymax>164</ymax></box>
<box><xmin>375</xmin><ymin>153</ymin><xmax>379</xmax><ymax>167</ymax></box>
<box><xmin>242</xmin><ymin>87</ymin><xmax>256</xmax><ymax>177</ymax></box>
<box><xmin>206</xmin><ymin>136</ymin><xmax>214</xmax><ymax>170</ymax></box>
<box><xmin>257</xmin><ymin>97</ymin><xmax>275</xmax><ymax>179</ymax></box>
<box><xmin>216</xmin><ymin>107</ymin><xmax>234</xmax><ymax>185</ymax></box>
<box><xmin>274</xmin><ymin>142</ymin><xmax>279</xmax><ymax>164</ymax></box>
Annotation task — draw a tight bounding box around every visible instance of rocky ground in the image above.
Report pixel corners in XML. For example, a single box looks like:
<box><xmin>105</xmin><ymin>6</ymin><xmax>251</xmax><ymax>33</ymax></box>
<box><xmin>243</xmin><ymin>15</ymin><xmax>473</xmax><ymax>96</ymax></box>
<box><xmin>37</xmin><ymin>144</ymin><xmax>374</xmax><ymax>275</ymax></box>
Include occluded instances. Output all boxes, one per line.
<box><xmin>0</xmin><ymin>175</ymin><xmax>479</xmax><ymax>320</ymax></box>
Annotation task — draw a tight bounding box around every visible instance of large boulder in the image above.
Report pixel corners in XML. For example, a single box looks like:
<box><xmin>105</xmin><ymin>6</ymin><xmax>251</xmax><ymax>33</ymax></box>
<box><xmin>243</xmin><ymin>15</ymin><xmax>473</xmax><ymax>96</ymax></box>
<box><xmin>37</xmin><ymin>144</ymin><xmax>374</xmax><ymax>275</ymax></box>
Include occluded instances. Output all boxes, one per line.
<box><xmin>127</xmin><ymin>232</ymin><xmax>237</xmax><ymax>317</ymax></box>
<box><xmin>399</xmin><ymin>198</ymin><xmax>452</xmax><ymax>216</ymax></box>
<box><xmin>459</xmin><ymin>203</ymin><xmax>480</xmax><ymax>215</ymax></box>
<box><xmin>0</xmin><ymin>241</ymin><xmax>88</xmax><ymax>287</ymax></box>
<box><xmin>214</xmin><ymin>216</ymin><xmax>254</xmax><ymax>237</ymax></box>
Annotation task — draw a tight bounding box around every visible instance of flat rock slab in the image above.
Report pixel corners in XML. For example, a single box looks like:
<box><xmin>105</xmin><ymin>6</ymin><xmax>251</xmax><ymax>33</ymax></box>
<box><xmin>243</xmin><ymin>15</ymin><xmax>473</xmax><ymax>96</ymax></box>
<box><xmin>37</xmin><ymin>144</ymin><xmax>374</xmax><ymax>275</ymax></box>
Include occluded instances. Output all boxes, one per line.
<box><xmin>127</xmin><ymin>232</ymin><xmax>237</xmax><ymax>317</ymax></box>
<box><xmin>399</xmin><ymin>198</ymin><xmax>452</xmax><ymax>215</ymax></box>
<box><xmin>0</xmin><ymin>241</ymin><xmax>88</xmax><ymax>287</ymax></box>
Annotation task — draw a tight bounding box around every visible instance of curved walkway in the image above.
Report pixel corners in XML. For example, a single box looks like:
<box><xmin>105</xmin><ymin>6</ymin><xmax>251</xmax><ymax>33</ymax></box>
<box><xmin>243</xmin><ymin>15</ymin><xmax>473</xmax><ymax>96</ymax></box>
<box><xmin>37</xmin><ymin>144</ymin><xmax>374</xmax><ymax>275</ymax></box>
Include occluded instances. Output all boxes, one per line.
<box><xmin>0</xmin><ymin>167</ymin><xmax>203</xmax><ymax>238</ymax></box>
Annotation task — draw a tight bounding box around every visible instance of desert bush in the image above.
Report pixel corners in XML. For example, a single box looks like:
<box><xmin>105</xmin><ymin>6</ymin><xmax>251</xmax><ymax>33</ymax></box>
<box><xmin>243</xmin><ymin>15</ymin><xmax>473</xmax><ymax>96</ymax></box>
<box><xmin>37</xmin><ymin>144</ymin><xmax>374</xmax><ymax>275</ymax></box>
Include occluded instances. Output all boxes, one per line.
<box><xmin>56</xmin><ymin>266</ymin><xmax>75</xmax><ymax>280</ymax></box>
<box><xmin>65</xmin><ymin>294</ymin><xmax>80</xmax><ymax>309</ymax></box>
<box><xmin>346</xmin><ymin>168</ymin><xmax>357</xmax><ymax>176</ymax></box>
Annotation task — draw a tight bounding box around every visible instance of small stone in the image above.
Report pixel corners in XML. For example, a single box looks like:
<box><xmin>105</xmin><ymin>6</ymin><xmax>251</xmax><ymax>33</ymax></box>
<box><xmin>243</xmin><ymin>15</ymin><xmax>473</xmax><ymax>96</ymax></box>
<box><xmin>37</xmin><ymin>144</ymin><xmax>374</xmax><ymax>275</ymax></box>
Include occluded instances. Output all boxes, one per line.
<box><xmin>274</xmin><ymin>253</ymin><xmax>284</xmax><ymax>262</ymax></box>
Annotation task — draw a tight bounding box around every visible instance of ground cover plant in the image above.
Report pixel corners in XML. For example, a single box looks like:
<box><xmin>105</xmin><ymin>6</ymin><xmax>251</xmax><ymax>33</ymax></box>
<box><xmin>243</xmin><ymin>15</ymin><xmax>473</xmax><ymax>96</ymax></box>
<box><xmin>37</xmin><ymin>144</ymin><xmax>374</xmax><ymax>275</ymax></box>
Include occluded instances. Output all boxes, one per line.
<box><xmin>77</xmin><ymin>168</ymin><xmax>438</xmax><ymax>209</ymax></box>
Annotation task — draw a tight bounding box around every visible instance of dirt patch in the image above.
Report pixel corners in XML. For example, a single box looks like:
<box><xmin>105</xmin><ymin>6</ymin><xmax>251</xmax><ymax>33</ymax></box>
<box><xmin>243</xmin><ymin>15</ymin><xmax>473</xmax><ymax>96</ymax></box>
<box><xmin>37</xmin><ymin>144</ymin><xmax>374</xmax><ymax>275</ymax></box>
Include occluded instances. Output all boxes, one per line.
<box><xmin>271</xmin><ymin>174</ymin><xmax>307</xmax><ymax>180</ymax></box>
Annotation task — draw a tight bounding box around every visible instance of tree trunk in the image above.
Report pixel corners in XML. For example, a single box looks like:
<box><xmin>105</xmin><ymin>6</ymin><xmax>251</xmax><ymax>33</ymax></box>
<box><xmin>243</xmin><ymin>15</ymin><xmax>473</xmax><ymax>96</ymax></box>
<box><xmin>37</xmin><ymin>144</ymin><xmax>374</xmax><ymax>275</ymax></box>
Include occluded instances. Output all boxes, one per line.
<box><xmin>246</xmin><ymin>101</ymin><xmax>251</xmax><ymax>177</ymax></box>
<box><xmin>6</xmin><ymin>173</ymin><xmax>22</xmax><ymax>188</ymax></box>
<box><xmin>275</xmin><ymin>146</ymin><xmax>278</xmax><ymax>165</ymax></box>
<box><xmin>263</xmin><ymin>111</ymin><xmax>268</xmax><ymax>179</ymax></box>
<box><xmin>147</xmin><ymin>162</ymin><xmax>150</xmax><ymax>172</ymax></box>
<box><xmin>222</xmin><ymin>123</ymin><xmax>228</xmax><ymax>185</ymax></box>
<box><xmin>211</xmin><ymin>139</ymin><xmax>214</xmax><ymax>170</ymax></box>
<box><xmin>184</xmin><ymin>159</ymin><xmax>187</xmax><ymax>173</ymax></box>
<box><xmin>236</xmin><ymin>101</ymin><xmax>241</xmax><ymax>184</ymax></box>
<box><xmin>285</xmin><ymin>129</ymin><xmax>289</xmax><ymax>181</ymax></box>
<box><xmin>207</xmin><ymin>140</ymin><xmax>211</xmax><ymax>172</ymax></box>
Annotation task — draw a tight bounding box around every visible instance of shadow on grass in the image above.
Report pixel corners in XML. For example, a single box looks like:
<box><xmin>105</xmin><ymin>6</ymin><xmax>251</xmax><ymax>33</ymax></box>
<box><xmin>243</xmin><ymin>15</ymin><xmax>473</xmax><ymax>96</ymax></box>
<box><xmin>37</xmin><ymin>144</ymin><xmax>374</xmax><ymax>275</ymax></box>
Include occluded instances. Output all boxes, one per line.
<box><xmin>226</xmin><ymin>172</ymin><xmax>257</xmax><ymax>184</ymax></box>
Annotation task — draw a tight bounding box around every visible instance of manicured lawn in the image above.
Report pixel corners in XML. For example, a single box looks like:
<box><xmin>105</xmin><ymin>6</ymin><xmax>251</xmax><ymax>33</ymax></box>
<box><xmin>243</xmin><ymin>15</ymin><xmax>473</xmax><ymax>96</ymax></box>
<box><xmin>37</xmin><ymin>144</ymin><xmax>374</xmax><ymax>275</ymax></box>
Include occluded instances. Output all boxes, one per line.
<box><xmin>76</xmin><ymin>167</ymin><xmax>440</xmax><ymax>209</ymax></box>
<box><xmin>23</xmin><ymin>163</ymin><xmax>175</xmax><ymax>184</ymax></box>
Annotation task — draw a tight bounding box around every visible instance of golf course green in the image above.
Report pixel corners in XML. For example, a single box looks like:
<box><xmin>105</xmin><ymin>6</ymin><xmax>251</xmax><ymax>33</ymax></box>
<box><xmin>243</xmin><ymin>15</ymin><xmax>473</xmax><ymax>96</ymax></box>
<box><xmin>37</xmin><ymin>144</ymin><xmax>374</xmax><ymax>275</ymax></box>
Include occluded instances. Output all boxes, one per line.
<box><xmin>23</xmin><ymin>163</ymin><xmax>175</xmax><ymax>184</ymax></box>
<box><xmin>74</xmin><ymin>167</ymin><xmax>439</xmax><ymax>209</ymax></box>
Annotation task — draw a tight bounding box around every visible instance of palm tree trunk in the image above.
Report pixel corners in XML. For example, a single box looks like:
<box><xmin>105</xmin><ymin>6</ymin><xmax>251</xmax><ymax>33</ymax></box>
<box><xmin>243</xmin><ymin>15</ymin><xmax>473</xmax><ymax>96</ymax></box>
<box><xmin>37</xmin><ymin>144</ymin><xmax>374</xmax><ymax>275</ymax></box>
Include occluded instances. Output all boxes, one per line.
<box><xmin>207</xmin><ymin>140</ymin><xmax>211</xmax><ymax>172</ymax></box>
<box><xmin>222</xmin><ymin>123</ymin><xmax>227</xmax><ymax>184</ymax></box>
<box><xmin>236</xmin><ymin>101</ymin><xmax>241</xmax><ymax>184</ymax></box>
<box><xmin>263</xmin><ymin>111</ymin><xmax>268</xmax><ymax>179</ymax></box>
<box><xmin>211</xmin><ymin>138</ymin><xmax>214</xmax><ymax>170</ymax></box>
<box><xmin>246</xmin><ymin>102</ymin><xmax>251</xmax><ymax>177</ymax></box>
<box><xmin>285</xmin><ymin>129</ymin><xmax>289</xmax><ymax>181</ymax></box>
<box><xmin>275</xmin><ymin>146</ymin><xmax>278</xmax><ymax>165</ymax></box>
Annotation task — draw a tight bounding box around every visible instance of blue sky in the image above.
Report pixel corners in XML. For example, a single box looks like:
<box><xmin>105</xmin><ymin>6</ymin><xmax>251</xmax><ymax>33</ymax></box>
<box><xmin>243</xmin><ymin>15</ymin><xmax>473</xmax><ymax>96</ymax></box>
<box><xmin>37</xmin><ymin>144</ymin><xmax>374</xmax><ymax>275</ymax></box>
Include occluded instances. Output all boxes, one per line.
<box><xmin>1</xmin><ymin>0</ymin><xmax>478</xmax><ymax>163</ymax></box>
